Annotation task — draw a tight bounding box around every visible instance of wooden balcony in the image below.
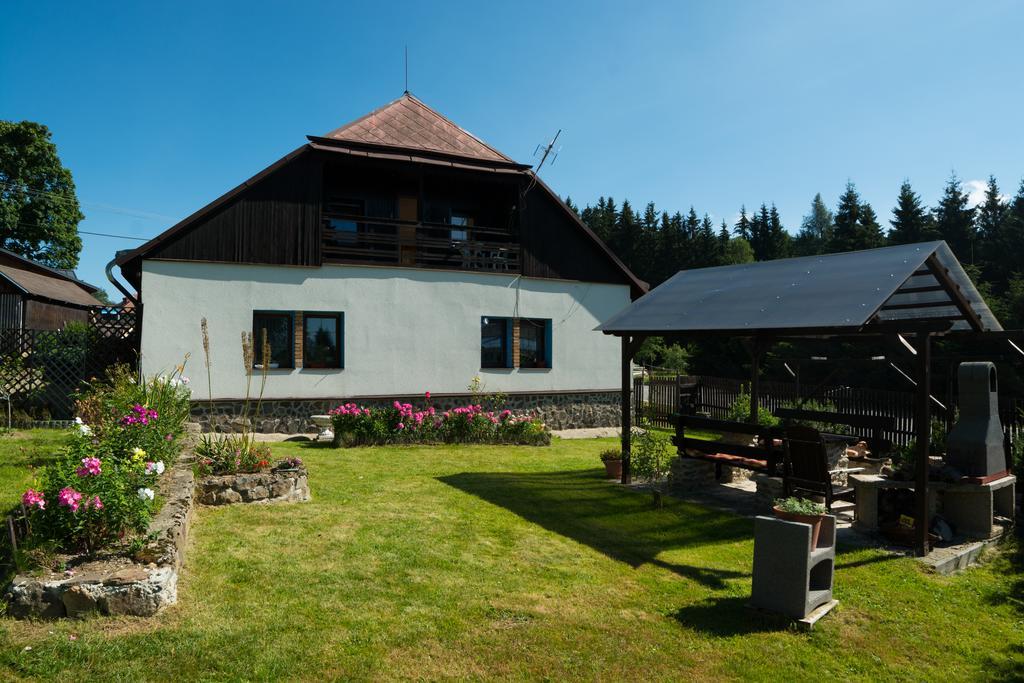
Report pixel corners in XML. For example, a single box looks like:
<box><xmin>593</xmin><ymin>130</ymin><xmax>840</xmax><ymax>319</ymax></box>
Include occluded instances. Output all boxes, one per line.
<box><xmin>321</xmin><ymin>214</ymin><xmax>520</xmax><ymax>273</ymax></box>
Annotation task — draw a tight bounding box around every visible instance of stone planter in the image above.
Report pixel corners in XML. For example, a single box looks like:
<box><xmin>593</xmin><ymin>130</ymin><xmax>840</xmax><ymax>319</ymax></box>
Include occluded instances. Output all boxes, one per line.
<box><xmin>5</xmin><ymin>456</ymin><xmax>197</xmax><ymax>618</ymax></box>
<box><xmin>198</xmin><ymin>467</ymin><xmax>310</xmax><ymax>506</ymax></box>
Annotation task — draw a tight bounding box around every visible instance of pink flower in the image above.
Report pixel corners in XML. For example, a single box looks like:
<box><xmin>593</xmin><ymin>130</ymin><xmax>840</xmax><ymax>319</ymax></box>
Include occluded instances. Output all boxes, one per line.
<box><xmin>88</xmin><ymin>496</ymin><xmax>103</xmax><ymax>510</ymax></box>
<box><xmin>75</xmin><ymin>457</ymin><xmax>102</xmax><ymax>477</ymax></box>
<box><xmin>425</xmin><ymin>391</ymin><xmax>431</xmax><ymax>400</ymax></box>
<box><xmin>58</xmin><ymin>487</ymin><xmax>84</xmax><ymax>512</ymax></box>
<box><xmin>22</xmin><ymin>489</ymin><xmax>45</xmax><ymax>510</ymax></box>
<box><xmin>397</xmin><ymin>422</ymin><xmax>405</xmax><ymax>430</ymax></box>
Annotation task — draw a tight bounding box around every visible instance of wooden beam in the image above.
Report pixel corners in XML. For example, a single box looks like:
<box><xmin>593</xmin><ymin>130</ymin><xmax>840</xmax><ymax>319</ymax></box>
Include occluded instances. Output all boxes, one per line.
<box><xmin>925</xmin><ymin>254</ymin><xmax>985</xmax><ymax>331</ymax></box>
<box><xmin>894</xmin><ymin>284</ymin><xmax>945</xmax><ymax>295</ymax></box>
<box><xmin>621</xmin><ymin>335</ymin><xmax>634</xmax><ymax>484</ymax></box>
<box><xmin>879</xmin><ymin>300</ymin><xmax>961</xmax><ymax>311</ymax></box>
<box><xmin>914</xmin><ymin>332</ymin><xmax>932</xmax><ymax>557</ymax></box>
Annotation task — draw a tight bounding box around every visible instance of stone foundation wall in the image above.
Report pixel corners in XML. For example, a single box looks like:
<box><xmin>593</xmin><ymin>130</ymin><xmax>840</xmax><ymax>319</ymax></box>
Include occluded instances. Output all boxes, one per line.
<box><xmin>191</xmin><ymin>390</ymin><xmax>622</xmax><ymax>434</ymax></box>
<box><xmin>198</xmin><ymin>469</ymin><xmax>311</xmax><ymax>505</ymax></box>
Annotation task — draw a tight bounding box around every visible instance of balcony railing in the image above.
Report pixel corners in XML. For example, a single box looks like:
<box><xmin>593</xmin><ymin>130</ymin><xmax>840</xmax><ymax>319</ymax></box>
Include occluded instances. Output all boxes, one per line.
<box><xmin>321</xmin><ymin>215</ymin><xmax>520</xmax><ymax>273</ymax></box>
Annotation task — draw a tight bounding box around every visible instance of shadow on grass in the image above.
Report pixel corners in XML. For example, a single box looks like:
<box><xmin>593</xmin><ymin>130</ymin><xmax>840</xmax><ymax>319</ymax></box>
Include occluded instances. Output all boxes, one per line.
<box><xmin>985</xmin><ymin>532</ymin><xmax>1024</xmax><ymax>677</ymax></box>
<box><xmin>669</xmin><ymin>596</ymin><xmax>791</xmax><ymax>636</ymax></box>
<box><xmin>438</xmin><ymin>468</ymin><xmax>751</xmax><ymax>588</ymax></box>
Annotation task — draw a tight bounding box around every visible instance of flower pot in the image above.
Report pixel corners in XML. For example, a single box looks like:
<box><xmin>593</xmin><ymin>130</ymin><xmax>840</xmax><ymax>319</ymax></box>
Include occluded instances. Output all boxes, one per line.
<box><xmin>772</xmin><ymin>506</ymin><xmax>825</xmax><ymax>549</ymax></box>
<box><xmin>603</xmin><ymin>459</ymin><xmax>622</xmax><ymax>480</ymax></box>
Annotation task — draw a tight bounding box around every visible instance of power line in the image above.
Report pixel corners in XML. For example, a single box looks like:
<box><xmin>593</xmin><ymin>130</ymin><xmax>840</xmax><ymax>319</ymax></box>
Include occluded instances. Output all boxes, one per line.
<box><xmin>6</xmin><ymin>221</ymin><xmax>150</xmax><ymax>241</ymax></box>
<box><xmin>1</xmin><ymin>181</ymin><xmax>173</xmax><ymax>222</ymax></box>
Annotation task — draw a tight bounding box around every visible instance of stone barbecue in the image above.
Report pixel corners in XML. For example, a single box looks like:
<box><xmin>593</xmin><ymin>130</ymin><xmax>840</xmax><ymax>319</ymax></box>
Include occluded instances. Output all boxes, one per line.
<box><xmin>946</xmin><ymin>362</ymin><xmax>1007</xmax><ymax>479</ymax></box>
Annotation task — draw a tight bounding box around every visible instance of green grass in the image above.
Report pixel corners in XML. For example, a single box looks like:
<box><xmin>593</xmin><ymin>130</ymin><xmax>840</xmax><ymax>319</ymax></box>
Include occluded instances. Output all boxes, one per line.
<box><xmin>2</xmin><ymin>430</ymin><xmax>1023</xmax><ymax>680</ymax></box>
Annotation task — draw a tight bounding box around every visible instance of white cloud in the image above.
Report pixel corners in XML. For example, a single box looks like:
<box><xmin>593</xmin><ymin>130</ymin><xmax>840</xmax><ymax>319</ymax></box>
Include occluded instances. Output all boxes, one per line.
<box><xmin>964</xmin><ymin>179</ymin><xmax>1009</xmax><ymax>208</ymax></box>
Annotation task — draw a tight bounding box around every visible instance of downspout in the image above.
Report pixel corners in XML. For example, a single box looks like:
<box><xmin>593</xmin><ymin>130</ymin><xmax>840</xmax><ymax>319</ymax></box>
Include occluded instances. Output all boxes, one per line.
<box><xmin>106</xmin><ymin>250</ymin><xmax>140</xmax><ymax>307</ymax></box>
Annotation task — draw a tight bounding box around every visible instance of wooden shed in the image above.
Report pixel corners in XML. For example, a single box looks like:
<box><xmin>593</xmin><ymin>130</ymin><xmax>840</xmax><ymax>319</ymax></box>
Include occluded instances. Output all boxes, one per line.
<box><xmin>0</xmin><ymin>249</ymin><xmax>105</xmax><ymax>330</ymax></box>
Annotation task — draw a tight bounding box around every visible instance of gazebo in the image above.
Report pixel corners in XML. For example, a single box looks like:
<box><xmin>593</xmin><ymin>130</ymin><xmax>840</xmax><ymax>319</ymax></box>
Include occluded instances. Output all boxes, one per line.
<box><xmin>598</xmin><ymin>241</ymin><xmax>1016</xmax><ymax>556</ymax></box>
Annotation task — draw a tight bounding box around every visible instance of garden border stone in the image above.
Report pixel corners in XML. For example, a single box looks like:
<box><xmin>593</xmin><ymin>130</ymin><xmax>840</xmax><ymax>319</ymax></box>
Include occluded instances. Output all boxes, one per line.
<box><xmin>5</xmin><ymin>453</ymin><xmax>197</xmax><ymax>619</ymax></box>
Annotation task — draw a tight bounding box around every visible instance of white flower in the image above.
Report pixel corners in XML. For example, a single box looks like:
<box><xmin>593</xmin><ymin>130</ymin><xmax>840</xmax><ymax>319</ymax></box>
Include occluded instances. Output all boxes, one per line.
<box><xmin>145</xmin><ymin>461</ymin><xmax>166</xmax><ymax>475</ymax></box>
<box><xmin>137</xmin><ymin>487</ymin><xmax>155</xmax><ymax>501</ymax></box>
<box><xmin>74</xmin><ymin>417</ymin><xmax>92</xmax><ymax>436</ymax></box>
<box><xmin>155</xmin><ymin>460</ymin><xmax>165</xmax><ymax>475</ymax></box>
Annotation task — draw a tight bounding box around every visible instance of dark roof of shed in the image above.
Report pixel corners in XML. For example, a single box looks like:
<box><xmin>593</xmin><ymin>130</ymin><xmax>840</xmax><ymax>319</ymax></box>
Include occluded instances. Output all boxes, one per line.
<box><xmin>0</xmin><ymin>250</ymin><xmax>104</xmax><ymax>307</ymax></box>
<box><xmin>317</xmin><ymin>93</ymin><xmax>521</xmax><ymax>167</ymax></box>
<box><xmin>598</xmin><ymin>241</ymin><xmax>1001</xmax><ymax>336</ymax></box>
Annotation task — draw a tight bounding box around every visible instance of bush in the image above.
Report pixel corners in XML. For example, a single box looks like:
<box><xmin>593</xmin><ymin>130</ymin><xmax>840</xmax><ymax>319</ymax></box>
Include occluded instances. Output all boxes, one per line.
<box><xmin>16</xmin><ymin>362</ymin><xmax>192</xmax><ymax>556</ymax></box>
<box><xmin>630</xmin><ymin>420</ymin><xmax>672</xmax><ymax>482</ymax></box>
<box><xmin>75</xmin><ymin>364</ymin><xmax>193</xmax><ymax>466</ymax></box>
<box><xmin>776</xmin><ymin>398</ymin><xmax>851</xmax><ymax>435</ymax></box>
<box><xmin>329</xmin><ymin>395</ymin><xmax>551</xmax><ymax>447</ymax></box>
<box><xmin>599</xmin><ymin>448</ymin><xmax>621</xmax><ymax>462</ymax></box>
<box><xmin>725</xmin><ymin>384</ymin><xmax>779</xmax><ymax>428</ymax></box>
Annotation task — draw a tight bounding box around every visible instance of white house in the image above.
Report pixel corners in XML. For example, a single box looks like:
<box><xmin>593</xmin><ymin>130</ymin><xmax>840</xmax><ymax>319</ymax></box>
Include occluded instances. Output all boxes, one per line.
<box><xmin>113</xmin><ymin>93</ymin><xmax>646</xmax><ymax>431</ymax></box>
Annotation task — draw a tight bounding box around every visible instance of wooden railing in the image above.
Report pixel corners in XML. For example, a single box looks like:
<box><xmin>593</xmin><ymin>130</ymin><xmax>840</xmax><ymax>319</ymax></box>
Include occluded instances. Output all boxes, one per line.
<box><xmin>636</xmin><ymin>371</ymin><xmax>1024</xmax><ymax>448</ymax></box>
<box><xmin>322</xmin><ymin>214</ymin><xmax>520</xmax><ymax>273</ymax></box>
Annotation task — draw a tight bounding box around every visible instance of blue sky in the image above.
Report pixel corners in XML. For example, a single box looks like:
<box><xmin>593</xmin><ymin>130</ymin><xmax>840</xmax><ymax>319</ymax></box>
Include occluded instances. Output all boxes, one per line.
<box><xmin>2</xmin><ymin>0</ymin><xmax>1023</xmax><ymax>295</ymax></box>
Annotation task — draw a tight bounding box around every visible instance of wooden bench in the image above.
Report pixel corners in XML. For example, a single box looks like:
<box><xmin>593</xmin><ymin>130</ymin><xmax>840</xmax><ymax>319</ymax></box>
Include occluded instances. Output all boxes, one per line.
<box><xmin>673</xmin><ymin>415</ymin><xmax>785</xmax><ymax>479</ymax></box>
<box><xmin>773</xmin><ymin>407</ymin><xmax>895</xmax><ymax>457</ymax></box>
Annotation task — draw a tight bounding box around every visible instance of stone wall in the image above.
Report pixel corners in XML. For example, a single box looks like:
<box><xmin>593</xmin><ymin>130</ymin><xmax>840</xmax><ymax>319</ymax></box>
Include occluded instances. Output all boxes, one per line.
<box><xmin>198</xmin><ymin>468</ymin><xmax>310</xmax><ymax>505</ymax></box>
<box><xmin>191</xmin><ymin>390</ymin><xmax>622</xmax><ymax>434</ymax></box>
<box><xmin>5</xmin><ymin>454</ymin><xmax>196</xmax><ymax>618</ymax></box>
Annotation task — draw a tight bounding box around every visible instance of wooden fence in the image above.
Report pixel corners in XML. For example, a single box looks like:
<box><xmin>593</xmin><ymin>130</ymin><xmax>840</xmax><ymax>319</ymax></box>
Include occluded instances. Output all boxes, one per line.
<box><xmin>0</xmin><ymin>306</ymin><xmax>139</xmax><ymax>420</ymax></box>
<box><xmin>636</xmin><ymin>371</ymin><xmax>1024</xmax><ymax>448</ymax></box>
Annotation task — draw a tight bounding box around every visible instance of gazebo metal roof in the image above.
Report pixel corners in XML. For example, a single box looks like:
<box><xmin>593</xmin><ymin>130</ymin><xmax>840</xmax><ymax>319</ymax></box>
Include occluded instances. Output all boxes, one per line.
<box><xmin>598</xmin><ymin>241</ymin><xmax>1001</xmax><ymax>337</ymax></box>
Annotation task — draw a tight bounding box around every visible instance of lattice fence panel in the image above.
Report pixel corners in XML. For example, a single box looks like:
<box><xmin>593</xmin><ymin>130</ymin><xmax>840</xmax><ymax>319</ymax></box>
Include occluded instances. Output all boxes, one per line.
<box><xmin>0</xmin><ymin>306</ymin><xmax>139</xmax><ymax>419</ymax></box>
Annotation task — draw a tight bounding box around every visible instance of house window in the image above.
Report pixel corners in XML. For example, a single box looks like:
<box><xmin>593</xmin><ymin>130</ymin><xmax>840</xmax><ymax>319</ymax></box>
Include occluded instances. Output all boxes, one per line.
<box><xmin>327</xmin><ymin>199</ymin><xmax>365</xmax><ymax>245</ymax></box>
<box><xmin>252</xmin><ymin>312</ymin><xmax>294</xmax><ymax>369</ymax></box>
<box><xmin>451</xmin><ymin>213</ymin><xmax>472</xmax><ymax>242</ymax></box>
<box><xmin>304</xmin><ymin>312</ymin><xmax>343</xmax><ymax>369</ymax></box>
<box><xmin>481</xmin><ymin>316</ymin><xmax>511</xmax><ymax>368</ymax></box>
<box><xmin>519</xmin><ymin>318</ymin><xmax>552</xmax><ymax>368</ymax></box>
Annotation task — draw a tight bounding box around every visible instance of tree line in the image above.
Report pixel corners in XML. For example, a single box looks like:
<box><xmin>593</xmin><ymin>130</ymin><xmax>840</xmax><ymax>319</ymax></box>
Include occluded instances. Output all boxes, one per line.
<box><xmin>568</xmin><ymin>174</ymin><xmax>1024</xmax><ymax>329</ymax></box>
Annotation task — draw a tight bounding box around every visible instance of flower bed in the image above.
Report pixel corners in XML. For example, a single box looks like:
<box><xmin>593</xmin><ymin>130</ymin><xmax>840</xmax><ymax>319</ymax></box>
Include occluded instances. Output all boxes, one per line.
<box><xmin>329</xmin><ymin>393</ymin><xmax>551</xmax><ymax>447</ymax></box>
<box><xmin>5</xmin><ymin>363</ymin><xmax>196</xmax><ymax>618</ymax></box>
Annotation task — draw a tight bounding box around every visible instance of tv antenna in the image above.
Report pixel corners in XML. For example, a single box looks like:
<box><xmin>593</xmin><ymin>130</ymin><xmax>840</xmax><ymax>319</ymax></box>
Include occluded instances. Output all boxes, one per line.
<box><xmin>404</xmin><ymin>45</ymin><xmax>409</xmax><ymax>93</ymax></box>
<box><xmin>525</xmin><ymin>129</ymin><xmax>562</xmax><ymax>194</ymax></box>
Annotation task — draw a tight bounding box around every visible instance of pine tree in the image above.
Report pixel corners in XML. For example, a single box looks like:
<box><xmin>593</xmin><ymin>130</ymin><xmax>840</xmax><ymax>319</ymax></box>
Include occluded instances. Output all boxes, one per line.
<box><xmin>733</xmin><ymin>206</ymin><xmax>751</xmax><ymax>240</ymax></box>
<box><xmin>564</xmin><ymin>196</ymin><xmax>579</xmax><ymax>215</ymax></box>
<box><xmin>888</xmin><ymin>180</ymin><xmax>933</xmax><ymax>245</ymax></box>
<box><xmin>976</xmin><ymin>176</ymin><xmax>1009</xmax><ymax>284</ymax></box>
<box><xmin>696</xmin><ymin>213</ymin><xmax>719</xmax><ymax>266</ymax></box>
<box><xmin>829</xmin><ymin>181</ymin><xmax>884</xmax><ymax>253</ymax></box>
<box><xmin>792</xmin><ymin>193</ymin><xmax>833</xmax><ymax>256</ymax></box>
<box><xmin>998</xmin><ymin>180</ymin><xmax>1024</xmax><ymax>291</ymax></box>
<box><xmin>767</xmin><ymin>204</ymin><xmax>790</xmax><ymax>259</ymax></box>
<box><xmin>932</xmin><ymin>174</ymin><xmax>976</xmax><ymax>263</ymax></box>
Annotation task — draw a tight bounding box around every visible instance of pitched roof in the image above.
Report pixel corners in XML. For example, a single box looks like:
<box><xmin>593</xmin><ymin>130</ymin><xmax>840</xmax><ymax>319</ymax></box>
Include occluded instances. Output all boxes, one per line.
<box><xmin>0</xmin><ymin>251</ymin><xmax>104</xmax><ymax>308</ymax></box>
<box><xmin>321</xmin><ymin>93</ymin><xmax>516</xmax><ymax>165</ymax></box>
<box><xmin>598</xmin><ymin>241</ymin><xmax>1000</xmax><ymax>336</ymax></box>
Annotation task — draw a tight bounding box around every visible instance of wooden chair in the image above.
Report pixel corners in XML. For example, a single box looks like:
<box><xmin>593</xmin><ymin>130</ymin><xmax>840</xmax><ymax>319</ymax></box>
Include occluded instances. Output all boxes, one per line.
<box><xmin>782</xmin><ymin>424</ymin><xmax>856</xmax><ymax>512</ymax></box>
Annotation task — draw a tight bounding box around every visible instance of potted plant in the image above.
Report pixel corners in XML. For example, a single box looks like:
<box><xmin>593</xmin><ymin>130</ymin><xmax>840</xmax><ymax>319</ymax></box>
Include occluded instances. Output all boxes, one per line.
<box><xmin>600</xmin><ymin>448</ymin><xmax>622</xmax><ymax>480</ymax></box>
<box><xmin>773</xmin><ymin>496</ymin><xmax>828</xmax><ymax>549</ymax></box>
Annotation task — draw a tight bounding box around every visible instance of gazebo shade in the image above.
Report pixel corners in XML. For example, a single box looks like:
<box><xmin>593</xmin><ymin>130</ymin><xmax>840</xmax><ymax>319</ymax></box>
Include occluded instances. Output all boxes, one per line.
<box><xmin>598</xmin><ymin>241</ymin><xmax>1001</xmax><ymax>336</ymax></box>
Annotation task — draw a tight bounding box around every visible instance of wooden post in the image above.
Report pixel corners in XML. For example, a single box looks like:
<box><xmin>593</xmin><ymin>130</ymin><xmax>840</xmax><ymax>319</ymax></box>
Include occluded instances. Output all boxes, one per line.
<box><xmin>748</xmin><ymin>340</ymin><xmax>762</xmax><ymax>423</ymax></box>
<box><xmin>914</xmin><ymin>332</ymin><xmax>932</xmax><ymax>557</ymax></box>
<box><xmin>621</xmin><ymin>335</ymin><xmax>632</xmax><ymax>484</ymax></box>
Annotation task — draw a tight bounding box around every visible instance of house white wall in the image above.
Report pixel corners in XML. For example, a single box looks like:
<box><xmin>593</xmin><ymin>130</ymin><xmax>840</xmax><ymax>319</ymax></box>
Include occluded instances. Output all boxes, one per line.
<box><xmin>139</xmin><ymin>261</ymin><xmax>630</xmax><ymax>400</ymax></box>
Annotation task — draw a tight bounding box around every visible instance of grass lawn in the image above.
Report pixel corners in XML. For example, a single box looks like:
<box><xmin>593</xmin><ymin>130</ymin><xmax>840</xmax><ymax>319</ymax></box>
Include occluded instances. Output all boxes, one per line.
<box><xmin>1</xmin><ymin>429</ymin><xmax>1023</xmax><ymax>680</ymax></box>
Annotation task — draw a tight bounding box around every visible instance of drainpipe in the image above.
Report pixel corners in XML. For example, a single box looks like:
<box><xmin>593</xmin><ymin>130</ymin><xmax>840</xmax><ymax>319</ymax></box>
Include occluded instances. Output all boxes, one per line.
<box><xmin>105</xmin><ymin>250</ymin><xmax>139</xmax><ymax>307</ymax></box>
